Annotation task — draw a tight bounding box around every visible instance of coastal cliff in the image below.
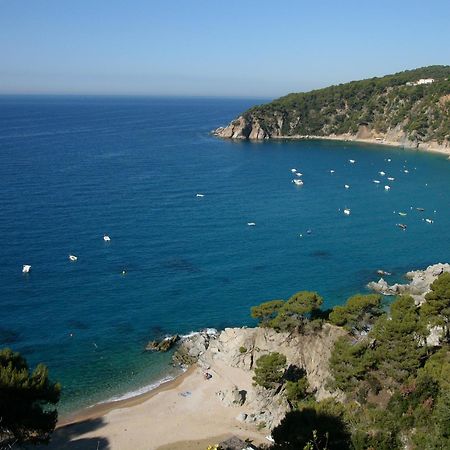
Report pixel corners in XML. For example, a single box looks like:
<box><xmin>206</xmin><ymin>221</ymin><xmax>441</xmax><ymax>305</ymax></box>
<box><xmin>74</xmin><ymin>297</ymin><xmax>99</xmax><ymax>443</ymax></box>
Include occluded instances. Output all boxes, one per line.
<box><xmin>174</xmin><ymin>324</ymin><xmax>346</xmax><ymax>429</ymax></box>
<box><xmin>214</xmin><ymin>65</ymin><xmax>450</xmax><ymax>152</ymax></box>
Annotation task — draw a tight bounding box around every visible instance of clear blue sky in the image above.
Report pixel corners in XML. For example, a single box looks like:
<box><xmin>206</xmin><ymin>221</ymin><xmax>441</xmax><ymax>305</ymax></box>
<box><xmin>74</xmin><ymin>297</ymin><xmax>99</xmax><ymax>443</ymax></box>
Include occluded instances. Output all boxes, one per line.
<box><xmin>0</xmin><ymin>0</ymin><xmax>449</xmax><ymax>97</ymax></box>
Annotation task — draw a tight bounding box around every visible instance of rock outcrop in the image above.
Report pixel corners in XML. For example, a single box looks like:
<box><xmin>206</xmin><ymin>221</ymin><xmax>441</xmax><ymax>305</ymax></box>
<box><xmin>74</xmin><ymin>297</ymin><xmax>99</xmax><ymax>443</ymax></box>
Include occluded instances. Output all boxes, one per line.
<box><xmin>145</xmin><ymin>335</ymin><xmax>179</xmax><ymax>352</ymax></box>
<box><xmin>367</xmin><ymin>263</ymin><xmax>450</xmax><ymax>304</ymax></box>
<box><xmin>174</xmin><ymin>324</ymin><xmax>346</xmax><ymax>429</ymax></box>
<box><xmin>213</xmin><ymin>116</ymin><xmax>271</xmax><ymax>140</ymax></box>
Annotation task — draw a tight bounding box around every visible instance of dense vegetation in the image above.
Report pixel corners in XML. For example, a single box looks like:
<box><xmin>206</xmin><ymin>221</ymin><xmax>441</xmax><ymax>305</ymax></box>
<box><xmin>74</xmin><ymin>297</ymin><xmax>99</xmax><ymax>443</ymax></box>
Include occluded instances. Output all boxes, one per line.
<box><xmin>240</xmin><ymin>65</ymin><xmax>450</xmax><ymax>144</ymax></box>
<box><xmin>249</xmin><ymin>273</ymin><xmax>450</xmax><ymax>449</ymax></box>
<box><xmin>0</xmin><ymin>348</ymin><xmax>60</xmax><ymax>446</ymax></box>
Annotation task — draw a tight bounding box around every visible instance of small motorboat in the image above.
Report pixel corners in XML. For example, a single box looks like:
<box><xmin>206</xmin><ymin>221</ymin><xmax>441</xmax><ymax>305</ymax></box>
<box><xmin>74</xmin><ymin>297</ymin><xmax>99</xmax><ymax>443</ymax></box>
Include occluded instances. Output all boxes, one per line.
<box><xmin>22</xmin><ymin>264</ymin><xmax>31</xmax><ymax>273</ymax></box>
<box><xmin>295</xmin><ymin>172</ymin><xmax>303</xmax><ymax>177</ymax></box>
<box><xmin>343</xmin><ymin>208</ymin><xmax>351</xmax><ymax>215</ymax></box>
<box><xmin>291</xmin><ymin>168</ymin><xmax>297</xmax><ymax>173</ymax></box>
<box><xmin>425</xmin><ymin>218</ymin><xmax>434</xmax><ymax>224</ymax></box>
<box><xmin>247</xmin><ymin>222</ymin><xmax>256</xmax><ymax>226</ymax></box>
<box><xmin>387</xmin><ymin>158</ymin><xmax>392</xmax><ymax>162</ymax></box>
<box><xmin>344</xmin><ymin>184</ymin><xmax>350</xmax><ymax>189</ymax></box>
<box><xmin>69</xmin><ymin>255</ymin><xmax>78</xmax><ymax>261</ymax></box>
<box><xmin>330</xmin><ymin>170</ymin><xmax>335</xmax><ymax>173</ymax></box>
<box><xmin>379</xmin><ymin>171</ymin><xmax>386</xmax><ymax>176</ymax></box>
<box><xmin>397</xmin><ymin>223</ymin><xmax>407</xmax><ymax>230</ymax></box>
<box><xmin>103</xmin><ymin>235</ymin><xmax>111</xmax><ymax>242</ymax></box>
<box><xmin>349</xmin><ymin>159</ymin><xmax>356</xmax><ymax>164</ymax></box>
<box><xmin>196</xmin><ymin>193</ymin><xmax>204</xmax><ymax>197</ymax></box>
<box><xmin>416</xmin><ymin>207</ymin><xmax>425</xmax><ymax>212</ymax></box>
<box><xmin>387</xmin><ymin>177</ymin><xmax>395</xmax><ymax>181</ymax></box>
<box><xmin>292</xmin><ymin>179</ymin><xmax>304</xmax><ymax>186</ymax></box>
<box><xmin>384</xmin><ymin>185</ymin><xmax>391</xmax><ymax>191</ymax></box>
<box><xmin>398</xmin><ymin>212</ymin><xmax>407</xmax><ymax>216</ymax></box>
<box><xmin>373</xmin><ymin>180</ymin><xmax>380</xmax><ymax>184</ymax></box>
<box><xmin>404</xmin><ymin>169</ymin><xmax>409</xmax><ymax>173</ymax></box>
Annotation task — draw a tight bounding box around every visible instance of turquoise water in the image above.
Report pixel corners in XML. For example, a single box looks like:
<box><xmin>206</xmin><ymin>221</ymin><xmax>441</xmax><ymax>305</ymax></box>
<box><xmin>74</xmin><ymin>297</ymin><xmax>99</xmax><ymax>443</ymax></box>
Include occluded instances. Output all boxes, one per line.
<box><xmin>1</xmin><ymin>96</ymin><xmax>449</xmax><ymax>415</ymax></box>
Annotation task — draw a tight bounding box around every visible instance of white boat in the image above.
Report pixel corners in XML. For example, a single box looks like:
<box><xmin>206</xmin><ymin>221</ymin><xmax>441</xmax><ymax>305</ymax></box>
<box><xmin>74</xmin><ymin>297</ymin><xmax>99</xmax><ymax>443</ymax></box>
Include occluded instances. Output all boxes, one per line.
<box><xmin>425</xmin><ymin>218</ymin><xmax>434</xmax><ymax>224</ymax></box>
<box><xmin>387</xmin><ymin>177</ymin><xmax>395</xmax><ymax>181</ymax></box>
<box><xmin>247</xmin><ymin>222</ymin><xmax>256</xmax><ymax>226</ymax></box>
<box><xmin>349</xmin><ymin>159</ymin><xmax>356</xmax><ymax>164</ymax></box>
<box><xmin>291</xmin><ymin>168</ymin><xmax>297</xmax><ymax>173</ymax></box>
<box><xmin>343</xmin><ymin>208</ymin><xmax>351</xmax><ymax>215</ymax></box>
<box><xmin>196</xmin><ymin>193</ymin><xmax>204</xmax><ymax>197</ymax></box>
<box><xmin>379</xmin><ymin>171</ymin><xmax>386</xmax><ymax>176</ymax></box>
<box><xmin>398</xmin><ymin>212</ymin><xmax>407</xmax><ymax>216</ymax></box>
<box><xmin>344</xmin><ymin>184</ymin><xmax>350</xmax><ymax>189</ymax></box>
<box><xmin>292</xmin><ymin>179</ymin><xmax>304</xmax><ymax>186</ymax></box>
<box><xmin>330</xmin><ymin>169</ymin><xmax>335</xmax><ymax>173</ymax></box>
<box><xmin>387</xmin><ymin>158</ymin><xmax>392</xmax><ymax>162</ymax></box>
<box><xmin>22</xmin><ymin>264</ymin><xmax>31</xmax><ymax>273</ymax></box>
<box><xmin>69</xmin><ymin>255</ymin><xmax>78</xmax><ymax>261</ymax></box>
<box><xmin>404</xmin><ymin>169</ymin><xmax>409</xmax><ymax>173</ymax></box>
<box><xmin>295</xmin><ymin>172</ymin><xmax>303</xmax><ymax>177</ymax></box>
<box><xmin>384</xmin><ymin>185</ymin><xmax>391</xmax><ymax>191</ymax></box>
<box><xmin>103</xmin><ymin>235</ymin><xmax>111</xmax><ymax>242</ymax></box>
<box><xmin>373</xmin><ymin>180</ymin><xmax>380</xmax><ymax>184</ymax></box>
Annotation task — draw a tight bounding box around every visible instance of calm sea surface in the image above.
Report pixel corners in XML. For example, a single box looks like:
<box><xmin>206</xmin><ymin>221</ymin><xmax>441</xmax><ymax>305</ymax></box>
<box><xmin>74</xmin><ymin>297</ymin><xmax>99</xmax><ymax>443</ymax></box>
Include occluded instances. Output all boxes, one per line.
<box><xmin>1</xmin><ymin>96</ymin><xmax>449</xmax><ymax>414</ymax></box>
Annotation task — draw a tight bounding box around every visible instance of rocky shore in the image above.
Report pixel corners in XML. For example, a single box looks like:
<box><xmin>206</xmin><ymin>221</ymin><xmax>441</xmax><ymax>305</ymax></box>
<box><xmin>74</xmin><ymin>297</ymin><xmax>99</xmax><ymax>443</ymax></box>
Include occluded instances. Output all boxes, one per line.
<box><xmin>213</xmin><ymin>117</ymin><xmax>450</xmax><ymax>155</ymax></box>
<box><xmin>367</xmin><ymin>262</ymin><xmax>450</xmax><ymax>304</ymax></box>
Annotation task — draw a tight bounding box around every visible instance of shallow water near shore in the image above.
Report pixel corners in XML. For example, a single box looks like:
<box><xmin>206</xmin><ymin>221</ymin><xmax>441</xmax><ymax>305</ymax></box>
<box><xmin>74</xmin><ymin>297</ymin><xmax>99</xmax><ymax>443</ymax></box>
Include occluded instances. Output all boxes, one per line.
<box><xmin>1</xmin><ymin>96</ymin><xmax>449</xmax><ymax>415</ymax></box>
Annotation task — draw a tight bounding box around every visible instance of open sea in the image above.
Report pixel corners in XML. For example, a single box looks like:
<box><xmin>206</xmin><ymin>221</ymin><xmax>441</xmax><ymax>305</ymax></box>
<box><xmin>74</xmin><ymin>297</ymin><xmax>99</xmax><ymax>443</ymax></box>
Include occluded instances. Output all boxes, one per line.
<box><xmin>1</xmin><ymin>96</ymin><xmax>449</xmax><ymax>415</ymax></box>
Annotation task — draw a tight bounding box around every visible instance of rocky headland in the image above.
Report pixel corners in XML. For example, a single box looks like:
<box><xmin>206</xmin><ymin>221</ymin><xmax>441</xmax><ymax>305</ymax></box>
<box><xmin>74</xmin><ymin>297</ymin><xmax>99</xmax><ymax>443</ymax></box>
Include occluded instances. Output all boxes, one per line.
<box><xmin>213</xmin><ymin>65</ymin><xmax>450</xmax><ymax>155</ymax></box>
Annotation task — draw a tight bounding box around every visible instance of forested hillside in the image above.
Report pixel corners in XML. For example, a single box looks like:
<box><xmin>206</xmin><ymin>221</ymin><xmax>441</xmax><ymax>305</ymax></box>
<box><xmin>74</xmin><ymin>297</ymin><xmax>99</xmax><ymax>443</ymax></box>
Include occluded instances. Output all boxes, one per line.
<box><xmin>215</xmin><ymin>66</ymin><xmax>450</xmax><ymax>145</ymax></box>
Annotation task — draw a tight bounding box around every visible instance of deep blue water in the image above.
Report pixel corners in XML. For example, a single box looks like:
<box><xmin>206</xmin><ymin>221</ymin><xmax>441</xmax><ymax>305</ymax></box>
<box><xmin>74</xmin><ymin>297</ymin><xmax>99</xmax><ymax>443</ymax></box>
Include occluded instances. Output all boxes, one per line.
<box><xmin>1</xmin><ymin>96</ymin><xmax>449</xmax><ymax>415</ymax></box>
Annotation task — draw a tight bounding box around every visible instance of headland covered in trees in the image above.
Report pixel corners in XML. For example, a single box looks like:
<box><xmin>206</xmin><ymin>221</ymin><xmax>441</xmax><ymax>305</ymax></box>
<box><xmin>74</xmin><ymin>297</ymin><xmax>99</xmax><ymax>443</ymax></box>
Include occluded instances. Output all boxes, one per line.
<box><xmin>214</xmin><ymin>66</ymin><xmax>450</xmax><ymax>155</ymax></box>
<box><xmin>4</xmin><ymin>262</ymin><xmax>449</xmax><ymax>449</ymax></box>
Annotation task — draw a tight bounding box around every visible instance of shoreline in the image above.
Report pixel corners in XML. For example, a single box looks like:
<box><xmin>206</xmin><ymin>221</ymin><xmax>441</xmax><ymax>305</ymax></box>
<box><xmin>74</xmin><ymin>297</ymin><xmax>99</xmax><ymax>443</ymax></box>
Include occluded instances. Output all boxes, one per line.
<box><xmin>45</xmin><ymin>361</ymin><xmax>267</xmax><ymax>449</ymax></box>
<box><xmin>270</xmin><ymin>134</ymin><xmax>450</xmax><ymax>157</ymax></box>
<box><xmin>58</xmin><ymin>366</ymin><xmax>194</xmax><ymax>426</ymax></box>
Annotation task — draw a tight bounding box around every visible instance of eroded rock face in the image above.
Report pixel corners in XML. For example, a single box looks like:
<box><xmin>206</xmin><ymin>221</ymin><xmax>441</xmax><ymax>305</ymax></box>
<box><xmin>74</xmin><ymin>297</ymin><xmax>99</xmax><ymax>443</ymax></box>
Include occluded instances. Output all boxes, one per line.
<box><xmin>174</xmin><ymin>324</ymin><xmax>346</xmax><ymax>429</ymax></box>
<box><xmin>213</xmin><ymin>116</ymin><xmax>252</xmax><ymax>139</ymax></box>
<box><xmin>367</xmin><ymin>263</ymin><xmax>450</xmax><ymax>304</ymax></box>
<box><xmin>213</xmin><ymin>116</ymin><xmax>269</xmax><ymax>140</ymax></box>
<box><xmin>203</xmin><ymin>325</ymin><xmax>346</xmax><ymax>401</ymax></box>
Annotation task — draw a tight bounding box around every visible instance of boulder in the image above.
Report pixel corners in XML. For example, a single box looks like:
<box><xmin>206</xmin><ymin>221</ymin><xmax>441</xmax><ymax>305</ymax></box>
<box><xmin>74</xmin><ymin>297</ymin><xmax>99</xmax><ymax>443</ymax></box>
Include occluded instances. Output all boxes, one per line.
<box><xmin>216</xmin><ymin>385</ymin><xmax>247</xmax><ymax>407</ymax></box>
<box><xmin>173</xmin><ymin>329</ymin><xmax>217</xmax><ymax>366</ymax></box>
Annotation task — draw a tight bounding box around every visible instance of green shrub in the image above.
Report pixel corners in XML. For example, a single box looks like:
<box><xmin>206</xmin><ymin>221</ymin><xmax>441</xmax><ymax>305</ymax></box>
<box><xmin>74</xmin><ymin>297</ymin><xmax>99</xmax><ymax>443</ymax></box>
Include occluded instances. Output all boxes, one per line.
<box><xmin>253</xmin><ymin>352</ymin><xmax>287</xmax><ymax>389</ymax></box>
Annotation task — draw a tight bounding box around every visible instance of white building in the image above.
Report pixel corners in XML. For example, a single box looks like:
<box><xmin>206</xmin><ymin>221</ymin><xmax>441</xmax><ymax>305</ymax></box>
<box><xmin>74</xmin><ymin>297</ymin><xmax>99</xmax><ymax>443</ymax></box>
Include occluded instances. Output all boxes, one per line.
<box><xmin>406</xmin><ymin>78</ymin><xmax>435</xmax><ymax>86</ymax></box>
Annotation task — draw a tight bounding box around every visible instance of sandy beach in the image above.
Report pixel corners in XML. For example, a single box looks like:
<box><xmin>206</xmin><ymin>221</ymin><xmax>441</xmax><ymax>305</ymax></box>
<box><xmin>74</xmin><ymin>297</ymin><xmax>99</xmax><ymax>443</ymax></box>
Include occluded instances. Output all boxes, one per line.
<box><xmin>271</xmin><ymin>134</ymin><xmax>450</xmax><ymax>157</ymax></box>
<box><xmin>45</xmin><ymin>362</ymin><xmax>267</xmax><ymax>450</ymax></box>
